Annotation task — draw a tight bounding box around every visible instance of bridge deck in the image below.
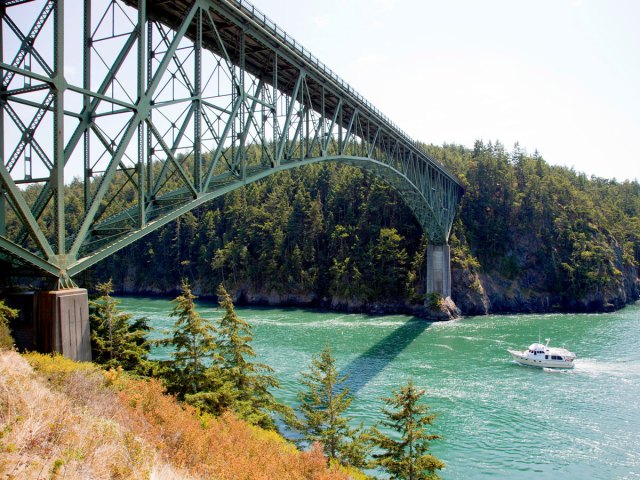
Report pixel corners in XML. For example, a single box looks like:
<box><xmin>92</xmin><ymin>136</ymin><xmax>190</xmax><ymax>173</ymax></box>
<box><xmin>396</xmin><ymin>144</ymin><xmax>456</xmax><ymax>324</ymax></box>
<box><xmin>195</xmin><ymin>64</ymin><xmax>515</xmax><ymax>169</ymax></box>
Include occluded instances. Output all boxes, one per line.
<box><xmin>122</xmin><ymin>0</ymin><xmax>461</xmax><ymax>186</ymax></box>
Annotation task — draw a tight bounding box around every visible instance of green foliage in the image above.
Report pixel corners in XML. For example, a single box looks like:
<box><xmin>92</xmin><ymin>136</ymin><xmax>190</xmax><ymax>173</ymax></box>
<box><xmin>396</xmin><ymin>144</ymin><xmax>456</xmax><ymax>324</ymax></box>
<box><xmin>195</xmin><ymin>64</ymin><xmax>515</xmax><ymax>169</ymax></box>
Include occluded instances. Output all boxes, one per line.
<box><xmin>159</xmin><ymin>279</ymin><xmax>219</xmax><ymax>397</ymax></box>
<box><xmin>89</xmin><ymin>280</ymin><xmax>151</xmax><ymax>374</ymax></box>
<box><xmin>425</xmin><ymin>293</ymin><xmax>443</xmax><ymax>310</ymax></box>
<box><xmin>212</xmin><ymin>284</ymin><xmax>289</xmax><ymax>430</ymax></box>
<box><xmin>159</xmin><ymin>281</ymin><xmax>288</xmax><ymax>430</ymax></box>
<box><xmin>369</xmin><ymin>379</ymin><xmax>445</xmax><ymax>480</ymax></box>
<box><xmin>424</xmin><ymin>140</ymin><xmax>640</xmax><ymax>306</ymax></box>
<box><xmin>92</xmin><ymin>163</ymin><xmax>425</xmax><ymax>304</ymax></box>
<box><xmin>0</xmin><ymin>300</ymin><xmax>18</xmax><ymax>349</ymax></box>
<box><xmin>292</xmin><ymin>347</ymin><xmax>370</xmax><ymax>468</ymax></box>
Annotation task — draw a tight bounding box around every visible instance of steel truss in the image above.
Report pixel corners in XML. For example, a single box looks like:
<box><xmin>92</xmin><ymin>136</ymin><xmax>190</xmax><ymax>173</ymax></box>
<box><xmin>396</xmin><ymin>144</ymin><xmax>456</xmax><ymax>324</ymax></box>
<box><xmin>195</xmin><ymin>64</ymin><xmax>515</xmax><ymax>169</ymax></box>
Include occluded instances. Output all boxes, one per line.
<box><xmin>0</xmin><ymin>0</ymin><xmax>464</xmax><ymax>285</ymax></box>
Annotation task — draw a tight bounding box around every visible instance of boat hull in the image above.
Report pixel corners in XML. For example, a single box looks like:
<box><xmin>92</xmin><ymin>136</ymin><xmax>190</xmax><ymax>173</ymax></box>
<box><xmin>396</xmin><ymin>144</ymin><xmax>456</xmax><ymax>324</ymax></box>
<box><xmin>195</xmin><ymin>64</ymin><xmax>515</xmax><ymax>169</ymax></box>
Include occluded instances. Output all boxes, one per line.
<box><xmin>507</xmin><ymin>350</ymin><xmax>575</xmax><ymax>369</ymax></box>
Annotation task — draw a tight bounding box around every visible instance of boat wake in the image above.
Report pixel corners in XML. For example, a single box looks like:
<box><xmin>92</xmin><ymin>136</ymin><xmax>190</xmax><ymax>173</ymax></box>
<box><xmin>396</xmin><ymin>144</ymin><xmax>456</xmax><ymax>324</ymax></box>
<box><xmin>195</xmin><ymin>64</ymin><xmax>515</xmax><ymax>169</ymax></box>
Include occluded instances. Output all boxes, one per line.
<box><xmin>542</xmin><ymin>367</ymin><xmax>572</xmax><ymax>373</ymax></box>
<box><xmin>573</xmin><ymin>358</ymin><xmax>640</xmax><ymax>379</ymax></box>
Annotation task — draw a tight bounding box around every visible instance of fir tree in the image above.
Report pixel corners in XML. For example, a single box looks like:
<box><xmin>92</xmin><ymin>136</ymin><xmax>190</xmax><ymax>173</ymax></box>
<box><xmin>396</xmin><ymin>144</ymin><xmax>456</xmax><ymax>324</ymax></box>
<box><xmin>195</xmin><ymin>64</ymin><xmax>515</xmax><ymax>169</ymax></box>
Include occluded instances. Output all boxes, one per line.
<box><xmin>214</xmin><ymin>283</ymin><xmax>287</xmax><ymax>430</ymax></box>
<box><xmin>294</xmin><ymin>346</ymin><xmax>370</xmax><ymax>467</ymax></box>
<box><xmin>160</xmin><ymin>279</ymin><xmax>219</xmax><ymax>396</ymax></box>
<box><xmin>0</xmin><ymin>300</ymin><xmax>18</xmax><ymax>349</ymax></box>
<box><xmin>89</xmin><ymin>280</ymin><xmax>151</xmax><ymax>374</ymax></box>
<box><xmin>369</xmin><ymin>378</ymin><xmax>445</xmax><ymax>480</ymax></box>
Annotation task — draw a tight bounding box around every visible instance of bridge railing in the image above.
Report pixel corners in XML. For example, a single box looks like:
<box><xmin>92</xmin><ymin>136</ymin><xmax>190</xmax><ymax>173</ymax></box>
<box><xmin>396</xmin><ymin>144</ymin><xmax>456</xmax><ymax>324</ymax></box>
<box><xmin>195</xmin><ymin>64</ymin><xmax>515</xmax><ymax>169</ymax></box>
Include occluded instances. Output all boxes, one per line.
<box><xmin>231</xmin><ymin>0</ymin><xmax>419</xmax><ymax>149</ymax></box>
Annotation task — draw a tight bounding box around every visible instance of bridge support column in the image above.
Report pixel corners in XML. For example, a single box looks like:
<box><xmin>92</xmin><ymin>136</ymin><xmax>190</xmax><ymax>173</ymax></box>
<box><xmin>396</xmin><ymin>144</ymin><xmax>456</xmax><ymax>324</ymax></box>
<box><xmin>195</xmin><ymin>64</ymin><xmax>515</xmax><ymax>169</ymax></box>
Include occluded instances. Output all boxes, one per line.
<box><xmin>35</xmin><ymin>288</ymin><xmax>91</xmax><ymax>361</ymax></box>
<box><xmin>426</xmin><ymin>244</ymin><xmax>451</xmax><ymax>298</ymax></box>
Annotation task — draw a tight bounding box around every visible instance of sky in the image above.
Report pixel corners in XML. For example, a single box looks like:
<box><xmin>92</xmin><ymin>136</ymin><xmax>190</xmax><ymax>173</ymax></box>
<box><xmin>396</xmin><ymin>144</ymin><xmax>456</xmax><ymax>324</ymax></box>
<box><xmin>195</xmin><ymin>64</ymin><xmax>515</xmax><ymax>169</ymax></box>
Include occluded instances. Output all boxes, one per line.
<box><xmin>248</xmin><ymin>0</ymin><xmax>640</xmax><ymax>181</ymax></box>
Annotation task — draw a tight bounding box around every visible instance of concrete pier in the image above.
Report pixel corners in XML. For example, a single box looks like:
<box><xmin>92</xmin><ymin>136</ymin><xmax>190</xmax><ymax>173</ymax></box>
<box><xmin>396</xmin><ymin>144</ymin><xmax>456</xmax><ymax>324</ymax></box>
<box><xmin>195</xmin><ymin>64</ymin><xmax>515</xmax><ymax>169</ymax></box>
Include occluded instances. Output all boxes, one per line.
<box><xmin>426</xmin><ymin>244</ymin><xmax>451</xmax><ymax>298</ymax></box>
<box><xmin>35</xmin><ymin>288</ymin><xmax>91</xmax><ymax>361</ymax></box>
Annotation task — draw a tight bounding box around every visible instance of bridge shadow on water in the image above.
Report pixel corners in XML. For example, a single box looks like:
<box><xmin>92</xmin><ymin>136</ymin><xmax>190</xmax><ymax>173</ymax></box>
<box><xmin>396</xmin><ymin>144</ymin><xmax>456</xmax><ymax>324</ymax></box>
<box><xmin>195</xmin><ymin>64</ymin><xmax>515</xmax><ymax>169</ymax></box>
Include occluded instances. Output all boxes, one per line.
<box><xmin>339</xmin><ymin>318</ymin><xmax>431</xmax><ymax>397</ymax></box>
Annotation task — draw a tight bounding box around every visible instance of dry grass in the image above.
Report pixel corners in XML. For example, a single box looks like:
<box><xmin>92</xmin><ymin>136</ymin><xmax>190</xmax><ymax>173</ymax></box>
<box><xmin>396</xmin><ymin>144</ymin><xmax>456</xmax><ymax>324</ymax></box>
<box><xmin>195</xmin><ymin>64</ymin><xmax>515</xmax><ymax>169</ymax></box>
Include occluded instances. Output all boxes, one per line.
<box><xmin>0</xmin><ymin>350</ymin><xmax>154</xmax><ymax>479</ymax></box>
<box><xmin>0</xmin><ymin>351</ymin><xmax>363</xmax><ymax>480</ymax></box>
<box><xmin>102</xmin><ymin>367</ymin><xmax>355</xmax><ymax>479</ymax></box>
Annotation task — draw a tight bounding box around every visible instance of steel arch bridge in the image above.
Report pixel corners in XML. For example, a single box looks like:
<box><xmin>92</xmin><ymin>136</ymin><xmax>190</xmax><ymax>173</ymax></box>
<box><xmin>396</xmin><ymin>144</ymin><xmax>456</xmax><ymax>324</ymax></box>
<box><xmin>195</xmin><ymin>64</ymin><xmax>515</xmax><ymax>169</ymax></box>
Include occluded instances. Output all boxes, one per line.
<box><xmin>0</xmin><ymin>0</ymin><xmax>464</xmax><ymax>293</ymax></box>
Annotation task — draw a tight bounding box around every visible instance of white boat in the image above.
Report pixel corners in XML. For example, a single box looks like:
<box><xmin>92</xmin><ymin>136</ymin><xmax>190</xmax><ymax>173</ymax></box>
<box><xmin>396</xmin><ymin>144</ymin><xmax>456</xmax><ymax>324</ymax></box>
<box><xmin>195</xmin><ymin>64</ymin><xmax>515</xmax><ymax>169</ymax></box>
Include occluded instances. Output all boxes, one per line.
<box><xmin>507</xmin><ymin>338</ymin><xmax>576</xmax><ymax>369</ymax></box>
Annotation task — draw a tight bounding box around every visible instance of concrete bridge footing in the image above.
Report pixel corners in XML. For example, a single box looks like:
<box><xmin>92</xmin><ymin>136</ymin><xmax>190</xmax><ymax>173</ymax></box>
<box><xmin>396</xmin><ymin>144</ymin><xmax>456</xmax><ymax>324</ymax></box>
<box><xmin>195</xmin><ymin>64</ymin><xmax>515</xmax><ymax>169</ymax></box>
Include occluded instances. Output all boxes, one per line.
<box><xmin>5</xmin><ymin>288</ymin><xmax>91</xmax><ymax>361</ymax></box>
<box><xmin>426</xmin><ymin>244</ymin><xmax>452</xmax><ymax>298</ymax></box>
<box><xmin>35</xmin><ymin>289</ymin><xmax>92</xmax><ymax>361</ymax></box>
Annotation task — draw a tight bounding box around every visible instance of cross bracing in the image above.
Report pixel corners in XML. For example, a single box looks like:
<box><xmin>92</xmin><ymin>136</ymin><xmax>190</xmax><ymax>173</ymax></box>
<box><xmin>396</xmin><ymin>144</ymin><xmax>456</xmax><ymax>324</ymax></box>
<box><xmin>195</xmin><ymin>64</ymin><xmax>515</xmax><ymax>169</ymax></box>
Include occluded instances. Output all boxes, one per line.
<box><xmin>0</xmin><ymin>0</ymin><xmax>464</xmax><ymax>284</ymax></box>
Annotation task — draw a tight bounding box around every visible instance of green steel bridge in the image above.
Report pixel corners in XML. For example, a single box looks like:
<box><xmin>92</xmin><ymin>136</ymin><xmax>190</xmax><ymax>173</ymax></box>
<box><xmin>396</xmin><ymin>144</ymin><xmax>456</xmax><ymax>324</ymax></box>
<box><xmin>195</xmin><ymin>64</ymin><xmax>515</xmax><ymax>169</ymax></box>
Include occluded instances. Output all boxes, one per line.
<box><xmin>0</xmin><ymin>0</ymin><xmax>464</xmax><ymax>358</ymax></box>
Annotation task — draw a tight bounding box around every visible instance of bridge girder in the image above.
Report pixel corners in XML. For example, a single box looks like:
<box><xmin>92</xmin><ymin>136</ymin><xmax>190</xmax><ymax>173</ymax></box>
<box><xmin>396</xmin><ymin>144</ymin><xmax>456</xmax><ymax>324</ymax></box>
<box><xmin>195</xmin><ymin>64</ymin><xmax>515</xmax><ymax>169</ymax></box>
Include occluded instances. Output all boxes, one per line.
<box><xmin>0</xmin><ymin>0</ymin><xmax>464</xmax><ymax>283</ymax></box>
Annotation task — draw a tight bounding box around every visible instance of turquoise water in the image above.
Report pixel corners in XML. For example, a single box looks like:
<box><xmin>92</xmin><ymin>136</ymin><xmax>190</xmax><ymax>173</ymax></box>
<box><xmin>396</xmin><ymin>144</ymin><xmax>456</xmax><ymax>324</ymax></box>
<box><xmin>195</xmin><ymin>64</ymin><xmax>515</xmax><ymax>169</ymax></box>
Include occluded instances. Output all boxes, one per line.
<box><xmin>118</xmin><ymin>297</ymin><xmax>640</xmax><ymax>479</ymax></box>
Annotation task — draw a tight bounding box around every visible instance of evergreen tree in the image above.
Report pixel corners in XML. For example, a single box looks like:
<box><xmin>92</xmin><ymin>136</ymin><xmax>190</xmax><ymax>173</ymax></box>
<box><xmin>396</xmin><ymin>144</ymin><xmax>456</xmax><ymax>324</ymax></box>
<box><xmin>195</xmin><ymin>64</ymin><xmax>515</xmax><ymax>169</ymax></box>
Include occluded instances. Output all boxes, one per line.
<box><xmin>89</xmin><ymin>280</ymin><xmax>151</xmax><ymax>374</ymax></box>
<box><xmin>214</xmin><ymin>283</ymin><xmax>287</xmax><ymax>430</ymax></box>
<box><xmin>294</xmin><ymin>346</ymin><xmax>370</xmax><ymax>467</ymax></box>
<box><xmin>0</xmin><ymin>300</ymin><xmax>18</xmax><ymax>349</ymax></box>
<box><xmin>369</xmin><ymin>378</ymin><xmax>445</xmax><ymax>480</ymax></box>
<box><xmin>160</xmin><ymin>279</ymin><xmax>219</xmax><ymax>397</ymax></box>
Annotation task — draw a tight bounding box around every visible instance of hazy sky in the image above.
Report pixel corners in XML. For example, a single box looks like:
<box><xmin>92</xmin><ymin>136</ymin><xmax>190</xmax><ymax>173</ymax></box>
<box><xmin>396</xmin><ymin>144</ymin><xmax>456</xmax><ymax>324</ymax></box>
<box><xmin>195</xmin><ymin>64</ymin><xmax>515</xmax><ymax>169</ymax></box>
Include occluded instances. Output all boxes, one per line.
<box><xmin>249</xmin><ymin>0</ymin><xmax>639</xmax><ymax>181</ymax></box>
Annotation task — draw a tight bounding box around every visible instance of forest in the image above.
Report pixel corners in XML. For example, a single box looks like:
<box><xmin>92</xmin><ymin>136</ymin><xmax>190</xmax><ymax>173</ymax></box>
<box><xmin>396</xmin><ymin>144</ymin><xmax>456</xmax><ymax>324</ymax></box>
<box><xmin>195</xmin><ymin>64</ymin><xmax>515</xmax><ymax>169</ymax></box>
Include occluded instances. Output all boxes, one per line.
<box><xmin>9</xmin><ymin>140</ymin><xmax>640</xmax><ymax>314</ymax></box>
<box><xmin>83</xmin><ymin>140</ymin><xmax>639</xmax><ymax>314</ymax></box>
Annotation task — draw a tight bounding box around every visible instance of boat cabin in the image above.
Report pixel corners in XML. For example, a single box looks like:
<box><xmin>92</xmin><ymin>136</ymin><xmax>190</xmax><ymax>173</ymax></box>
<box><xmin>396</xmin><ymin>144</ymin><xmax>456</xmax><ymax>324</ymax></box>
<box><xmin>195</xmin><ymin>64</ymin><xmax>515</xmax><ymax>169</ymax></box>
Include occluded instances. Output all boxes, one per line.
<box><xmin>527</xmin><ymin>343</ymin><xmax>546</xmax><ymax>355</ymax></box>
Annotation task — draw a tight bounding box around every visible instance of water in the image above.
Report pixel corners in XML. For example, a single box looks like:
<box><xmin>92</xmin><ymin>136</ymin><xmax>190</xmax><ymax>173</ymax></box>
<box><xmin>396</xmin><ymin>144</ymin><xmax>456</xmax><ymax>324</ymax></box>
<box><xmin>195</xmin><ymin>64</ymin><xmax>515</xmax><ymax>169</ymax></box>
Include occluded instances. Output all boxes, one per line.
<box><xmin>119</xmin><ymin>296</ymin><xmax>640</xmax><ymax>479</ymax></box>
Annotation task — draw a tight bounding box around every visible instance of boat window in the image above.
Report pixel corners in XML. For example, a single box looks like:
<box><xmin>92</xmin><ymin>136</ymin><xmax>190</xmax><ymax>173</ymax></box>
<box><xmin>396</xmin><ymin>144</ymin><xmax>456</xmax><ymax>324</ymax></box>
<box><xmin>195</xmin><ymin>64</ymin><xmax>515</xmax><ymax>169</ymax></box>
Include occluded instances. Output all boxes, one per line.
<box><xmin>545</xmin><ymin>355</ymin><xmax>548</xmax><ymax>359</ymax></box>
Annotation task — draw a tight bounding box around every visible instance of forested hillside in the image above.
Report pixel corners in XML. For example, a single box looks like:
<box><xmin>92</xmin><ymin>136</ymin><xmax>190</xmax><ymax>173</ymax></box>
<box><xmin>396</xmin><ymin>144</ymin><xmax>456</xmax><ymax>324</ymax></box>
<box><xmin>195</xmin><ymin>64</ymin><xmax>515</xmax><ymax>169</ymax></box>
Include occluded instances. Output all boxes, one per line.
<box><xmin>89</xmin><ymin>162</ymin><xmax>425</xmax><ymax>311</ymax></box>
<box><xmin>84</xmin><ymin>140</ymin><xmax>639</xmax><ymax>315</ymax></box>
<box><xmin>427</xmin><ymin>141</ymin><xmax>639</xmax><ymax>313</ymax></box>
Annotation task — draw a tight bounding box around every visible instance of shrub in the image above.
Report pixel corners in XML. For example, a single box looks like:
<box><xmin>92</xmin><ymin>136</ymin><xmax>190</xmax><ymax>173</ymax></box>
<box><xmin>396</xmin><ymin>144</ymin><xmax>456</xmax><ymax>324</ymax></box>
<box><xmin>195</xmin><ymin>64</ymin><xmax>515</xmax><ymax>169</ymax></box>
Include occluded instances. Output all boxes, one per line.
<box><xmin>0</xmin><ymin>300</ymin><xmax>18</xmax><ymax>349</ymax></box>
<box><xmin>426</xmin><ymin>292</ymin><xmax>443</xmax><ymax>310</ymax></box>
<box><xmin>8</xmin><ymin>351</ymin><xmax>355</xmax><ymax>479</ymax></box>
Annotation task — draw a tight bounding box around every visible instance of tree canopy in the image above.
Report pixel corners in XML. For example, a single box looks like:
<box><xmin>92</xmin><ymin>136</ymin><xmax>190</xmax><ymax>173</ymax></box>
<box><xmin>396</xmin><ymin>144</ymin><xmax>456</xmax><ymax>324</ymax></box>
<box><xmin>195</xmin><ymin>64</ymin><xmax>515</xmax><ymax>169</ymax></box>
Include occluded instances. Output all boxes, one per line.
<box><xmin>89</xmin><ymin>280</ymin><xmax>151</xmax><ymax>374</ymax></box>
<box><xmin>35</xmin><ymin>141</ymin><xmax>639</xmax><ymax>313</ymax></box>
<box><xmin>369</xmin><ymin>378</ymin><xmax>445</xmax><ymax>480</ymax></box>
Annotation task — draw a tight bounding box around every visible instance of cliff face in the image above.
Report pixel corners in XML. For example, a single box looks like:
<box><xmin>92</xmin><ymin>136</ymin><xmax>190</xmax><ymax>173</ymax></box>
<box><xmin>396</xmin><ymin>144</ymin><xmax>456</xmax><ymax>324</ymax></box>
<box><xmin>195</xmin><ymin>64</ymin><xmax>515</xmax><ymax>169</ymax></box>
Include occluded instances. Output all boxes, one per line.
<box><xmin>102</xmin><ymin>210</ymin><xmax>640</xmax><ymax>317</ymax></box>
<box><xmin>452</xmin><ymin>242</ymin><xmax>640</xmax><ymax>315</ymax></box>
<box><xmin>452</xmin><ymin>266</ymin><xmax>639</xmax><ymax>315</ymax></box>
<box><xmin>110</xmin><ymin>278</ymin><xmax>460</xmax><ymax>320</ymax></box>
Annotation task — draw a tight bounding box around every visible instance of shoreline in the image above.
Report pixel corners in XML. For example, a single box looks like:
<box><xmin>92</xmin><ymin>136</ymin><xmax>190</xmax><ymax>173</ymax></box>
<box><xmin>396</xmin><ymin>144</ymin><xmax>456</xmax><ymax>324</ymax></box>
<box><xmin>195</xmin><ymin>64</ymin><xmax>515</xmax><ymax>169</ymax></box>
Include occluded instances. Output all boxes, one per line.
<box><xmin>109</xmin><ymin>287</ymin><xmax>640</xmax><ymax>318</ymax></box>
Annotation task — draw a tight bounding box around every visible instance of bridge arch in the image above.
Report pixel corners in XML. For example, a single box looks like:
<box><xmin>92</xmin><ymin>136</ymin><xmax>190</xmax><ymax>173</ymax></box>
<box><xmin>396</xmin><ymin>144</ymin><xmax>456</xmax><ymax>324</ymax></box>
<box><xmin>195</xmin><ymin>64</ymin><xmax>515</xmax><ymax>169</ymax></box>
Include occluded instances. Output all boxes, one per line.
<box><xmin>1</xmin><ymin>0</ymin><xmax>463</xmax><ymax>358</ymax></box>
<box><xmin>62</xmin><ymin>151</ymin><xmax>462</xmax><ymax>282</ymax></box>
<box><xmin>0</xmin><ymin>0</ymin><xmax>463</xmax><ymax>289</ymax></box>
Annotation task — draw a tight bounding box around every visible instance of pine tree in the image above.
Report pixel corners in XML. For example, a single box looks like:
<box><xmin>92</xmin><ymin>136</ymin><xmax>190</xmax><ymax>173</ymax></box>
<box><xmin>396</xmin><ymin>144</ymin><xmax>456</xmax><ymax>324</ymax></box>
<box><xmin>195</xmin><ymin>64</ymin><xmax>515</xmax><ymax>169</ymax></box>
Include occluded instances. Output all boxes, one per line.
<box><xmin>89</xmin><ymin>280</ymin><xmax>151</xmax><ymax>374</ymax></box>
<box><xmin>0</xmin><ymin>300</ymin><xmax>18</xmax><ymax>349</ymax></box>
<box><xmin>161</xmin><ymin>279</ymin><xmax>218</xmax><ymax>396</ymax></box>
<box><xmin>369</xmin><ymin>378</ymin><xmax>445</xmax><ymax>480</ymax></box>
<box><xmin>294</xmin><ymin>346</ymin><xmax>370</xmax><ymax>467</ymax></box>
<box><xmin>214</xmin><ymin>283</ymin><xmax>286</xmax><ymax>430</ymax></box>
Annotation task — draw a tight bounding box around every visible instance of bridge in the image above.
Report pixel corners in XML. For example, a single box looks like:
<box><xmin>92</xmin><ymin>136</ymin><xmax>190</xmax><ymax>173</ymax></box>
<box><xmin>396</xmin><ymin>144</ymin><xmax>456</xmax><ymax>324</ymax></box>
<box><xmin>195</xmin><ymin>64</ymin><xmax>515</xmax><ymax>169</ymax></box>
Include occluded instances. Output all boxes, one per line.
<box><xmin>0</xmin><ymin>0</ymin><xmax>464</xmax><ymax>359</ymax></box>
